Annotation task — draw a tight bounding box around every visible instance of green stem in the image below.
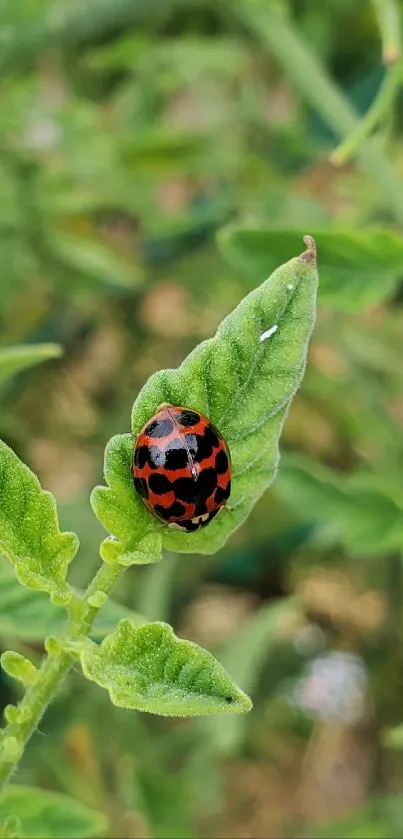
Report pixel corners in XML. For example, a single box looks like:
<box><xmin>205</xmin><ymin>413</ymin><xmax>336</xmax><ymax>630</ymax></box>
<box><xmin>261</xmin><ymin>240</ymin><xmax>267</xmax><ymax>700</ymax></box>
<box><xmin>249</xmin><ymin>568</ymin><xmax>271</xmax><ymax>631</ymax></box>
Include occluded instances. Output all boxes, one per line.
<box><xmin>233</xmin><ymin>2</ymin><xmax>403</xmax><ymax>225</ymax></box>
<box><xmin>0</xmin><ymin>561</ymin><xmax>123</xmax><ymax>793</ymax></box>
<box><xmin>330</xmin><ymin>62</ymin><xmax>403</xmax><ymax>164</ymax></box>
<box><xmin>371</xmin><ymin>0</ymin><xmax>402</xmax><ymax>64</ymax></box>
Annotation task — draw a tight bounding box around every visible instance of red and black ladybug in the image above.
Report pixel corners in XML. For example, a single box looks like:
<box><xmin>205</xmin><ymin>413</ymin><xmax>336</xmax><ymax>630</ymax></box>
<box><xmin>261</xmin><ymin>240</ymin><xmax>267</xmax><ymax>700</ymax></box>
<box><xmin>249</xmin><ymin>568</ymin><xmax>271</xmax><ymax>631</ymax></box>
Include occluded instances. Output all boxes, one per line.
<box><xmin>132</xmin><ymin>404</ymin><xmax>231</xmax><ymax>531</ymax></box>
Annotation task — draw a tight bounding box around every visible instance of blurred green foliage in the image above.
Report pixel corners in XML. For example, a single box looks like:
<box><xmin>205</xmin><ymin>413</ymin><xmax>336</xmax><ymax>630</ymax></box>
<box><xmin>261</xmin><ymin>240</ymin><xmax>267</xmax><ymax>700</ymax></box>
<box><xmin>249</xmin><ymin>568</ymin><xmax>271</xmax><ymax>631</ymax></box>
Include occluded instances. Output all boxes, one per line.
<box><xmin>1</xmin><ymin>0</ymin><xmax>403</xmax><ymax>836</ymax></box>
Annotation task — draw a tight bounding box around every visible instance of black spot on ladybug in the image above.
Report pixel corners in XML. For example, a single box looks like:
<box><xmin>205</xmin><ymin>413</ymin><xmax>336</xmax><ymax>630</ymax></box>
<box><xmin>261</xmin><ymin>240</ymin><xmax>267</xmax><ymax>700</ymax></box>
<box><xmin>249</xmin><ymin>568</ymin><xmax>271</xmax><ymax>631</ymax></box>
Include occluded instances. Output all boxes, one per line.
<box><xmin>193</xmin><ymin>433</ymin><xmax>213</xmax><ymax>462</ymax></box>
<box><xmin>177</xmin><ymin>410</ymin><xmax>200</xmax><ymax>427</ymax></box>
<box><xmin>194</xmin><ymin>498</ymin><xmax>208</xmax><ymax>516</ymax></box>
<box><xmin>148</xmin><ymin>473</ymin><xmax>172</xmax><ymax>495</ymax></box>
<box><xmin>195</xmin><ymin>467</ymin><xmax>217</xmax><ymax>500</ymax></box>
<box><xmin>134</xmin><ymin>445</ymin><xmax>149</xmax><ymax>470</ymax></box>
<box><xmin>163</xmin><ymin>441</ymin><xmax>189</xmax><ymax>470</ymax></box>
<box><xmin>145</xmin><ymin>418</ymin><xmax>174</xmax><ymax>438</ymax></box>
<box><xmin>154</xmin><ymin>500</ymin><xmax>186</xmax><ymax>520</ymax></box>
<box><xmin>204</xmin><ymin>425</ymin><xmax>220</xmax><ymax>449</ymax></box>
<box><xmin>134</xmin><ymin>477</ymin><xmax>148</xmax><ymax>498</ymax></box>
<box><xmin>215</xmin><ymin>449</ymin><xmax>229</xmax><ymax>474</ymax></box>
<box><xmin>172</xmin><ymin>477</ymin><xmax>195</xmax><ymax>503</ymax></box>
<box><xmin>172</xmin><ymin>469</ymin><xmax>217</xmax><ymax>507</ymax></box>
<box><xmin>147</xmin><ymin>445</ymin><xmax>166</xmax><ymax>469</ymax></box>
<box><xmin>214</xmin><ymin>482</ymin><xmax>230</xmax><ymax>504</ymax></box>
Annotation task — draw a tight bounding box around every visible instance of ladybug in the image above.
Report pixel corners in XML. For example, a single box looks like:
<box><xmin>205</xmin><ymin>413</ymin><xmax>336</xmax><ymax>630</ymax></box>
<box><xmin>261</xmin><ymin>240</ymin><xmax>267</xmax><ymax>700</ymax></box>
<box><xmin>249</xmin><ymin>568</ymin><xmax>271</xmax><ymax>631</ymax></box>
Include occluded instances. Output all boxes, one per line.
<box><xmin>132</xmin><ymin>404</ymin><xmax>231</xmax><ymax>531</ymax></box>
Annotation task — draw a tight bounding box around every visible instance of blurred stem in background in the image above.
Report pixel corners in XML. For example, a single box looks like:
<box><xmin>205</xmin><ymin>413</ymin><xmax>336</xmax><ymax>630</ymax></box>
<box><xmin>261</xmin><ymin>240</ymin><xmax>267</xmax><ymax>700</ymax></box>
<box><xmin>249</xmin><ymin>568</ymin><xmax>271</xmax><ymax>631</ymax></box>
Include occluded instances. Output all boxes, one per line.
<box><xmin>331</xmin><ymin>0</ymin><xmax>403</xmax><ymax>165</ymax></box>
<box><xmin>371</xmin><ymin>0</ymin><xmax>402</xmax><ymax>64</ymax></box>
<box><xmin>330</xmin><ymin>61</ymin><xmax>403</xmax><ymax>165</ymax></box>
<box><xmin>233</xmin><ymin>1</ymin><xmax>403</xmax><ymax>224</ymax></box>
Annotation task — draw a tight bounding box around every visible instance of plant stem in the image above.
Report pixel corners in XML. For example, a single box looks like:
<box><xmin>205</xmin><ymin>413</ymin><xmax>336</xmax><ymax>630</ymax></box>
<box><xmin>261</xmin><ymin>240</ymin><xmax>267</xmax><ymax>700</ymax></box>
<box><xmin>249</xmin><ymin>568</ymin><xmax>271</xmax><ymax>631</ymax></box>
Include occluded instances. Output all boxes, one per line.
<box><xmin>0</xmin><ymin>560</ymin><xmax>123</xmax><ymax>793</ymax></box>
<box><xmin>331</xmin><ymin>0</ymin><xmax>403</xmax><ymax>166</ymax></box>
<box><xmin>371</xmin><ymin>0</ymin><xmax>402</xmax><ymax>64</ymax></box>
<box><xmin>233</xmin><ymin>2</ymin><xmax>403</xmax><ymax>225</ymax></box>
<box><xmin>330</xmin><ymin>62</ymin><xmax>403</xmax><ymax>164</ymax></box>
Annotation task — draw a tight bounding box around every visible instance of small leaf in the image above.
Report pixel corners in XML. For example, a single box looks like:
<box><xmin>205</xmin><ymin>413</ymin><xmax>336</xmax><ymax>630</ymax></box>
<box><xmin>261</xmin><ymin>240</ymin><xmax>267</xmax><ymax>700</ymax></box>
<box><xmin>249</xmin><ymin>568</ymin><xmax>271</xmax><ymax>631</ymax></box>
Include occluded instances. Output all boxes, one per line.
<box><xmin>123</xmin><ymin>130</ymin><xmax>211</xmax><ymax>174</ymax></box>
<box><xmin>50</xmin><ymin>233</ymin><xmax>143</xmax><ymax>288</ymax></box>
<box><xmin>92</xmin><ymin>236</ymin><xmax>318</xmax><ymax>557</ymax></box>
<box><xmin>80</xmin><ymin>620</ymin><xmax>252</xmax><ymax>717</ymax></box>
<box><xmin>0</xmin><ymin>345</ymin><xmax>62</xmax><ymax>388</ymax></box>
<box><xmin>218</xmin><ymin>226</ymin><xmax>403</xmax><ymax>311</ymax></box>
<box><xmin>1</xmin><ymin>651</ymin><xmax>38</xmax><ymax>687</ymax></box>
<box><xmin>0</xmin><ymin>786</ymin><xmax>106</xmax><ymax>839</ymax></box>
<box><xmin>0</xmin><ymin>441</ymin><xmax>79</xmax><ymax>594</ymax></box>
<box><xmin>0</xmin><ymin>561</ymin><xmax>143</xmax><ymax>640</ymax></box>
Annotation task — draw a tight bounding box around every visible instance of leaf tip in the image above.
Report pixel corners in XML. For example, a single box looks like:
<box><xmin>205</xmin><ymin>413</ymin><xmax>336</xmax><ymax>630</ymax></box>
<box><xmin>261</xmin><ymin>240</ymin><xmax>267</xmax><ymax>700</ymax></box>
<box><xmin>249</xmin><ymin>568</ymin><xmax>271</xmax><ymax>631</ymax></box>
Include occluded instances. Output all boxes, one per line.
<box><xmin>300</xmin><ymin>235</ymin><xmax>317</xmax><ymax>264</ymax></box>
<box><xmin>231</xmin><ymin>689</ymin><xmax>253</xmax><ymax>714</ymax></box>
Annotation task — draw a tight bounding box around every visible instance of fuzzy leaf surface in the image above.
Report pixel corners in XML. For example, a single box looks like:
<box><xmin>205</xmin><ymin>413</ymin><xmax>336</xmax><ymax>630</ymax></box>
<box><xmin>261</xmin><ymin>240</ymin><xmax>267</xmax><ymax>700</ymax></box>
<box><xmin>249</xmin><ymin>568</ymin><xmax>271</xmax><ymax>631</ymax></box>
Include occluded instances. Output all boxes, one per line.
<box><xmin>0</xmin><ymin>441</ymin><xmax>78</xmax><ymax>594</ymax></box>
<box><xmin>92</xmin><ymin>236</ymin><xmax>318</xmax><ymax>556</ymax></box>
<box><xmin>80</xmin><ymin>619</ymin><xmax>252</xmax><ymax>717</ymax></box>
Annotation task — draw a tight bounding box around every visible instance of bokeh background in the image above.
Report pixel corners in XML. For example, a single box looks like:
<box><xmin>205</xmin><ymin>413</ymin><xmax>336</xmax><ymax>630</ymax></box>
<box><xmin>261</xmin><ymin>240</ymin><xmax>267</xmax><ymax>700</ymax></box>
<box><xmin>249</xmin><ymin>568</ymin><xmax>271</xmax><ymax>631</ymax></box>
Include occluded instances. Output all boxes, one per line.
<box><xmin>1</xmin><ymin>0</ymin><xmax>403</xmax><ymax>836</ymax></box>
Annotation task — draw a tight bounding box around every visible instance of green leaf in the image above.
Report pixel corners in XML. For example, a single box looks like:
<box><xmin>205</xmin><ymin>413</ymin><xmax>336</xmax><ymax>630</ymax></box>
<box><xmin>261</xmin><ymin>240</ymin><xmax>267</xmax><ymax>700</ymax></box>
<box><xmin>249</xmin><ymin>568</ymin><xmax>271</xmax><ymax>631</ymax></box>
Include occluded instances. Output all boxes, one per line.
<box><xmin>80</xmin><ymin>620</ymin><xmax>252</xmax><ymax>717</ymax></box>
<box><xmin>50</xmin><ymin>233</ymin><xmax>143</xmax><ymax>288</ymax></box>
<box><xmin>1</xmin><ymin>651</ymin><xmax>38</xmax><ymax>687</ymax></box>
<box><xmin>0</xmin><ymin>441</ymin><xmax>79</xmax><ymax>595</ymax></box>
<box><xmin>276</xmin><ymin>455</ymin><xmax>403</xmax><ymax>556</ymax></box>
<box><xmin>91</xmin><ymin>236</ymin><xmax>318</xmax><ymax>557</ymax></box>
<box><xmin>0</xmin><ymin>786</ymin><xmax>106</xmax><ymax>839</ymax></box>
<box><xmin>124</xmin><ymin>130</ymin><xmax>211</xmax><ymax>174</ymax></box>
<box><xmin>0</xmin><ymin>345</ymin><xmax>62</xmax><ymax>388</ymax></box>
<box><xmin>0</xmin><ymin>561</ymin><xmax>143</xmax><ymax>640</ymax></box>
<box><xmin>218</xmin><ymin>227</ymin><xmax>403</xmax><ymax>311</ymax></box>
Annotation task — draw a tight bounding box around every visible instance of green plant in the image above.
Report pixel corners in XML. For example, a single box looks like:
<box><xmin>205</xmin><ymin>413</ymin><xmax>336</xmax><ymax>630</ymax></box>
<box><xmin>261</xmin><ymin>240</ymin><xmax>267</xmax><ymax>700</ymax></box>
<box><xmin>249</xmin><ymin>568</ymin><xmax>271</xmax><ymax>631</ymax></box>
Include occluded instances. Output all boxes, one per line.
<box><xmin>0</xmin><ymin>237</ymin><xmax>318</xmax><ymax>834</ymax></box>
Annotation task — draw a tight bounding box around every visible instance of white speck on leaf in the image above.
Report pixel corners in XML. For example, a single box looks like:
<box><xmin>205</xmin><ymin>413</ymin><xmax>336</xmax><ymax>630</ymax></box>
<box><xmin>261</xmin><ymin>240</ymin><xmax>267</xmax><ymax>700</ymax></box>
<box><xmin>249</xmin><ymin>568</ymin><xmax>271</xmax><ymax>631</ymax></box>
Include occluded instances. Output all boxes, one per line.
<box><xmin>260</xmin><ymin>325</ymin><xmax>278</xmax><ymax>342</ymax></box>
<box><xmin>287</xmin><ymin>284</ymin><xmax>293</xmax><ymax>290</ymax></box>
